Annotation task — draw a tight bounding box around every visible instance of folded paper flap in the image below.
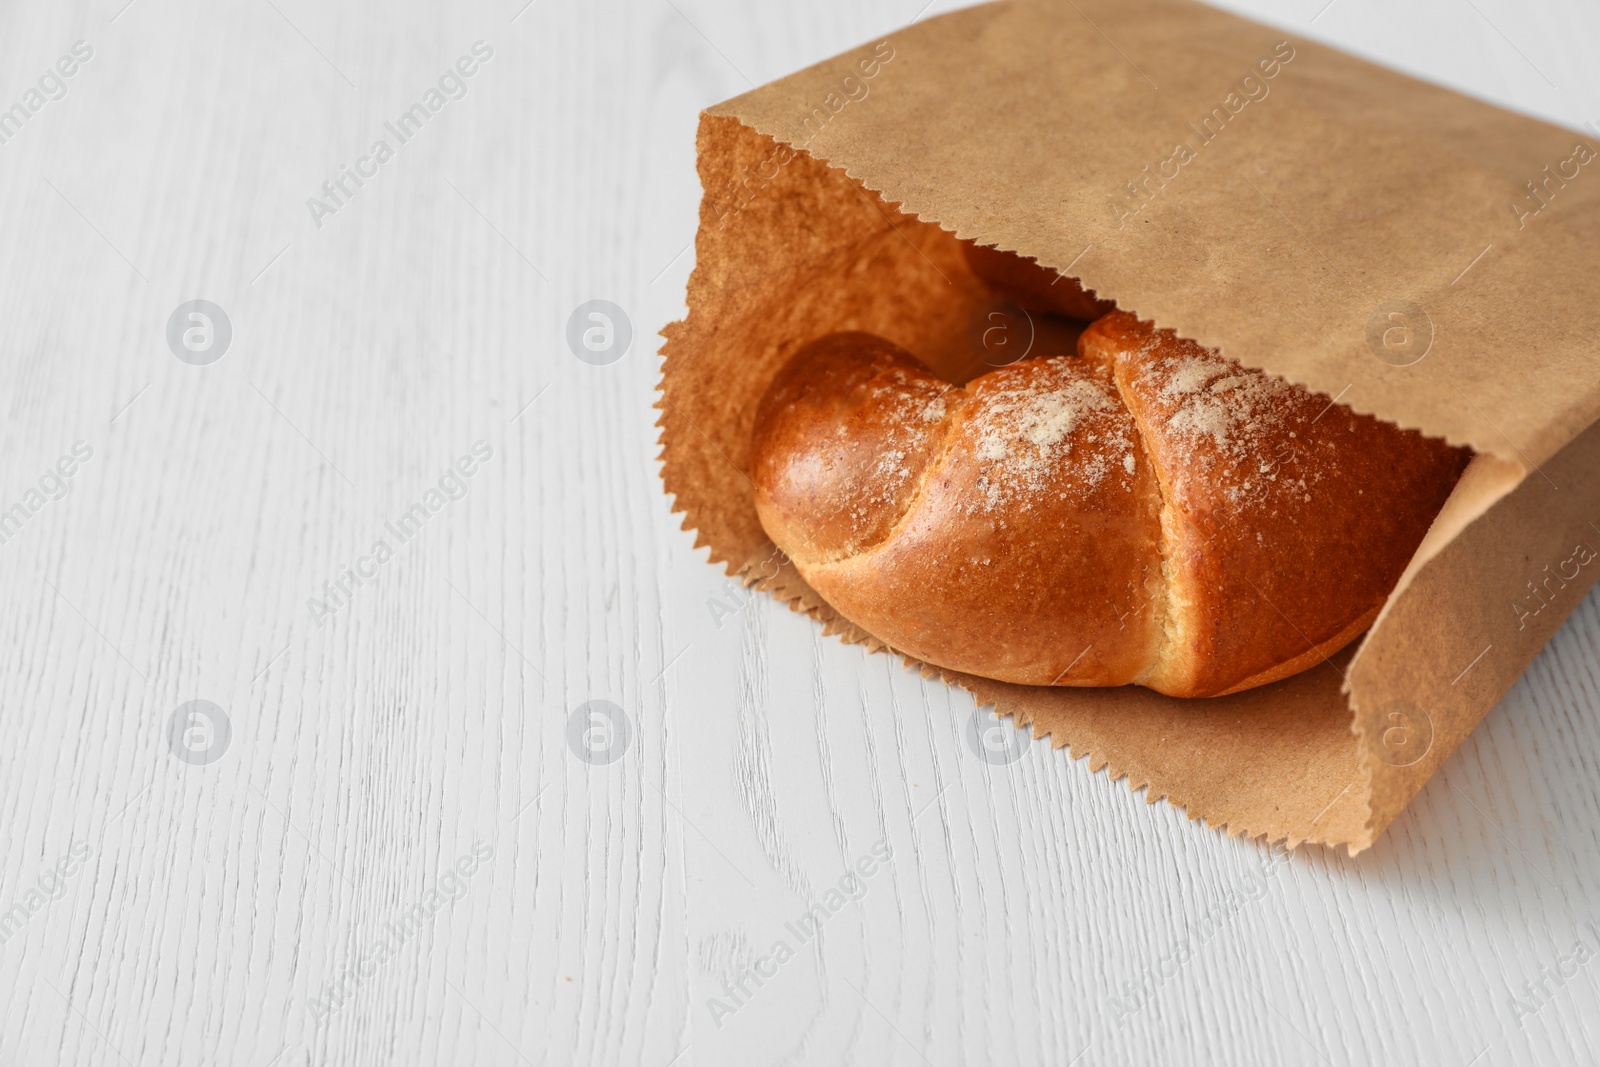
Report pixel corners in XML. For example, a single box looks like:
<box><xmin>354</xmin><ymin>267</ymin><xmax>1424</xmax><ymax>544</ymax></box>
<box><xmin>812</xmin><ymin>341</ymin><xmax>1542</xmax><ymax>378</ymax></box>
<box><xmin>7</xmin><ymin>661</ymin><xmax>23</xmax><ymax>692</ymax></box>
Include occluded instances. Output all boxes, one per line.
<box><xmin>1349</xmin><ymin>417</ymin><xmax>1600</xmax><ymax>841</ymax></box>
<box><xmin>709</xmin><ymin>0</ymin><xmax>1600</xmax><ymax>469</ymax></box>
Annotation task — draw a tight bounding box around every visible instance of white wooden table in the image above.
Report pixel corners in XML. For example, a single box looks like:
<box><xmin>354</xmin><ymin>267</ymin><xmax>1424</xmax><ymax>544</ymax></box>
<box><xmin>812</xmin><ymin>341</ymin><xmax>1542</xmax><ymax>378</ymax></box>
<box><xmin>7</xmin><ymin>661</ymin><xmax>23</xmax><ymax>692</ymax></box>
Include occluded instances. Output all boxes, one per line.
<box><xmin>0</xmin><ymin>0</ymin><xmax>1596</xmax><ymax>1063</ymax></box>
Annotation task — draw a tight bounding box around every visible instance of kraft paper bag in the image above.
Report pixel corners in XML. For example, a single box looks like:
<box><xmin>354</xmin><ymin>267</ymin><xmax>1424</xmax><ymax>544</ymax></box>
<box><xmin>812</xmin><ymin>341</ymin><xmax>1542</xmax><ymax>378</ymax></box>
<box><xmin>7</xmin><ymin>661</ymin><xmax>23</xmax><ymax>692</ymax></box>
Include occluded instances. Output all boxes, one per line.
<box><xmin>657</xmin><ymin>0</ymin><xmax>1600</xmax><ymax>851</ymax></box>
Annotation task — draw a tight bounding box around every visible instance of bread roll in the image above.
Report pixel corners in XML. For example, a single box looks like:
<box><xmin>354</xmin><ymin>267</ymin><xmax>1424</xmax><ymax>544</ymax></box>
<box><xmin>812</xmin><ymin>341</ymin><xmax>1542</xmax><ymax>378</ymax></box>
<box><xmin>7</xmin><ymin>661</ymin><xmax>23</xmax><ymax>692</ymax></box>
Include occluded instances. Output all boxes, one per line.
<box><xmin>750</xmin><ymin>315</ymin><xmax>1469</xmax><ymax>697</ymax></box>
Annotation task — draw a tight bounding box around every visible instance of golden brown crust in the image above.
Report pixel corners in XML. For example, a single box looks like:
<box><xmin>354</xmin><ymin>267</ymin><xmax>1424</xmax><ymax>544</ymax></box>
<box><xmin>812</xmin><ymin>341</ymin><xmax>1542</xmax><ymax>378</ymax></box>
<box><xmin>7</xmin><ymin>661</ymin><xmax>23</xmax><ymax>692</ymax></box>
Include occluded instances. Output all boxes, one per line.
<box><xmin>1208</xmin><ymin>603</ymin><xmax>1381</xmax><ymax>697</ymax></box>
<box><xmin>962</xmin><ymin>241</ymin><xmax>1115</xmax><ymax>321</ymax></box>
<box><xmin>750</xmin><ymin>318</ymin><xmax>1470</xmax><ymax>698</ymax></box>
<box><xmin>751</xmin><ymin>332</ymin><xmax>956</xmax><ymax>561</ymax></box>
<box><xmin>755</xmin><ymin>335</ymin><xmax>1164</xmax><ymax>686</ymax></box>
<box><xmin>1083</xmin><ymin>311</ymin><xmax>1470</xmax><ymax>696</ymax></box>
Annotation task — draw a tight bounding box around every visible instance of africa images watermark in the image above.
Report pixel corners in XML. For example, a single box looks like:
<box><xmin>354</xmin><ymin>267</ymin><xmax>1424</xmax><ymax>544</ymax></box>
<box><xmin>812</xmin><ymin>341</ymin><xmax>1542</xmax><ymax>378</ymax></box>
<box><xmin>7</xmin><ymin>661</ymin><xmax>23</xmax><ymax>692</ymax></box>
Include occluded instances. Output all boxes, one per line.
<box><xmin>1109</xmin><ymin>39</ymin><xmax>1297</xmax><ymax>229</ymax></box>
<box><xmin>1506</xmin><ymin>919</ymin><xmax>1600</xmax><ymax>1028</ymax></box>
<box><xmin>1512</xmin><ymin>533</ymin><xmax>1598</xmax><ymax>632</ymax></box>
<box><xmin>1509</xmin><ymin>128</ymin><xmax>1598</xmax><ymax>230</ymax></box>
<box><xmin>706</xmin><ymin>839</ymin><xmax>894</xmax><ymax>1027</ymax></box>
<box><xmin>306</xmin><ymin>41</ymin><xmax>495</xmax><ymax>229</ymax></box>
<box><xmin>0</xmin><ymin>841</ymin><xmax>92</xmax><ymax>946</ymax></box>
<box><xmin>0</xmin><ymin>40</ymin><xmax>94</xmax><ymax>148</ymax></box>
<box><xmin>1108</xmin><ymin>843</ymin><xmax>1292</xmax><ymax>1026</ymax></box>
<box><xmin>1367</xmin><ymin>122</ymin><xmax>1599</xmax><ymax>367</ymax></box>
<box><xmin>306</xmin><ymin>440</ymin><xmax>494</xmax><ymax>625</ymax></box>
<box><xmin>704</xmin><ymin>542</ymin><xmax>789</xmax><ymax>629</ymax></box>
<box><xmin>309</xmin><ymin>841</ymin><xmax>495</xmax><ymax>1025</ymax></box>
<box><xmin>716</xmin><ymin>40</ymin><xmax>896</xmax><ymax>228</ymax></box>
<box><xmin>567</xmin><ymin>699</ymin><xmax>632</xmax><ymax>766</ymax></box>
<box><xmin>0</xmin><ymin>441</ymin><xmax>94</xmax><ymax>547</ymax></box>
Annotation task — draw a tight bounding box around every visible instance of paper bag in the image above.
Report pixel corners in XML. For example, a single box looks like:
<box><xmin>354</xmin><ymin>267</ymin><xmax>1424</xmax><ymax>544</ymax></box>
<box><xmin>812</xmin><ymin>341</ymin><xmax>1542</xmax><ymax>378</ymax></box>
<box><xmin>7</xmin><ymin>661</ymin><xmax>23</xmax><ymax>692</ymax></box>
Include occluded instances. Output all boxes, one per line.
<box><xmin>658</xmin><ymin>0</ymin><xmax>1600</xmax><ymax>851</ymax></box>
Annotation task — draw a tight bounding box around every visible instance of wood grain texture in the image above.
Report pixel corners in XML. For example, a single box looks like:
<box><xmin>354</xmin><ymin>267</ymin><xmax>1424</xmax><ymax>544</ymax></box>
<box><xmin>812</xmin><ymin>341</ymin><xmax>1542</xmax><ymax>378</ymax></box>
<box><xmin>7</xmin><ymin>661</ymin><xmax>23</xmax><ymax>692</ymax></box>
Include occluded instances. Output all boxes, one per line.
<box><xmin>0</xmin><ymin>0</ymin><xmax>1594</xmax><ymax>1064</ymax></box>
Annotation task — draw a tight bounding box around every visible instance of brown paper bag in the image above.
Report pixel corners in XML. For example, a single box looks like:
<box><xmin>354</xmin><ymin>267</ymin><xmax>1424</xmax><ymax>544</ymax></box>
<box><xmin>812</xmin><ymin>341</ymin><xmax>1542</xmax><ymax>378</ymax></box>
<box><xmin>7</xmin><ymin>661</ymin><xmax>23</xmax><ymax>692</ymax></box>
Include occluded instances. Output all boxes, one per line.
<box><xmin>658</xmin><ymin>0</ymin><xmax>1600</xmax><ymax>852</ymax></box>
